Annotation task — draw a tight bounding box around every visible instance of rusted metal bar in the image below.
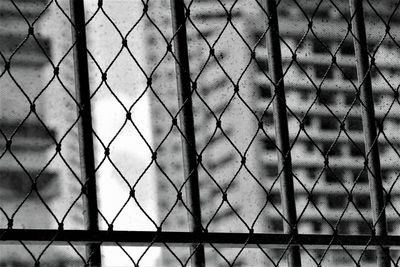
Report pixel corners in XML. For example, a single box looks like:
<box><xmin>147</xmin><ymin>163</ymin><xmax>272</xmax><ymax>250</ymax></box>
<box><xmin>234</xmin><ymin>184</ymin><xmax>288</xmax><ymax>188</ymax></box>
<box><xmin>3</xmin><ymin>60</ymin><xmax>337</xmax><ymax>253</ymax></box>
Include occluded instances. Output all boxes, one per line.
<box><xmin>169</xmin><ymin>0</ymin><xmax>205</xmax><ymax>266</ymax></box>
<box><xmin>263</xmin><ymin>0</ymin><xmax>301</xmax><ymax>266</ymax></box>
<box><xmin>69</xmin><ymin>0</ymin><xmax>101</xmax><ymax>266</ymax></box>
<box><xmin>349</xmin><ymin>0</ymin><xmax>390</xmax><ymax>266</ymax></box>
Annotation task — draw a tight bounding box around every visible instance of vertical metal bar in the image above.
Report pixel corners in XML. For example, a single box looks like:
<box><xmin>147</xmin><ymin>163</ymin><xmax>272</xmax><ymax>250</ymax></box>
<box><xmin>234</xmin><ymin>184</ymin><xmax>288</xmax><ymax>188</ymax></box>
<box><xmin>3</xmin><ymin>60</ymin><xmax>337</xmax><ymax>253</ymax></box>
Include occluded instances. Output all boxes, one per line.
<box><xmin>169</xmin><ymin>0</ymin><xmax>205</xmax><ymax>266</ymax></box>
<box><xmin>263</xmin><ymin>0</ymin><xmax>301</xmax><ymax>266</ymax></box>
<box><xmin>70</xmin><ymin>0</ymin><xmax>101</xmax><ymax>266</ymax></box>
<box><xmin>349</xmin><ymin>1</ymin><xmax>390</xmax><ymax>266</ymax></box>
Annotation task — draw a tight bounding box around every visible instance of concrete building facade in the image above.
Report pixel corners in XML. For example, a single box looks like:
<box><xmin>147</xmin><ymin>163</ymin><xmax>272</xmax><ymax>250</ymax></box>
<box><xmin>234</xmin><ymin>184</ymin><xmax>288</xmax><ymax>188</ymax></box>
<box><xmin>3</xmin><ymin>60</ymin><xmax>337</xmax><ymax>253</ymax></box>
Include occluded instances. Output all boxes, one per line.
<box><xmin>147</xmin><ymin>0</ymin><xmax>400</xmax><ymax>266</ymax></box>
<box><xmin>0</xmin><ymin>0</ymin><xmax>83</xmax><ymax>265</ymax></box>
<box><xmin>1</xmin><ymin>0</ymin><xmax>400</xmax><ymax>266</ymax></box>
<box><xmin>256</xmin><ymin>0</ymin><xmax>400</xmax><ymax>265</ymax></box>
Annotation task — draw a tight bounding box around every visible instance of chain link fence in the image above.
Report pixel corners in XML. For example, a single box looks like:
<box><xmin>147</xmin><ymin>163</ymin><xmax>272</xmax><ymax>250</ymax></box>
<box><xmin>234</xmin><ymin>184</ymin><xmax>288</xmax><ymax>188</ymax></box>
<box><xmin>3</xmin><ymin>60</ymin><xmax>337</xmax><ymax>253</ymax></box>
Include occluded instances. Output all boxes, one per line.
<box><xmin>1</xmin><ymin>0</ymin><xmax>400</xmax><ymax>266</ymax></box>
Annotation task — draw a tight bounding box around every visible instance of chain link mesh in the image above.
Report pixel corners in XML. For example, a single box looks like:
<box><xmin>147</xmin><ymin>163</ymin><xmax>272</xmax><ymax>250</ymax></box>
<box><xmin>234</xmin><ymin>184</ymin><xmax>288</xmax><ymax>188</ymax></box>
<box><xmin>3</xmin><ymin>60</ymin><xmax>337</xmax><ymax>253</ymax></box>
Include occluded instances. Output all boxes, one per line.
<box><xmin>0</xmin><ymin>0</ymin><xmax>400</xmax><ymax>266</ymax></box>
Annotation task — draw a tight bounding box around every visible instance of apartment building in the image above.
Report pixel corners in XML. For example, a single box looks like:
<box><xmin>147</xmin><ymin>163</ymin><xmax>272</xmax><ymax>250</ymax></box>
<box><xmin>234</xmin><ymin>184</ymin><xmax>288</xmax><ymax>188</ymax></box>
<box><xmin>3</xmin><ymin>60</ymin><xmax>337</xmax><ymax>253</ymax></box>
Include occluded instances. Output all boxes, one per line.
<box><xmin>148</xmin><ymin>0</ymin><xmax>400</xmax><ymax>266</ymax></box>
<box><xmin>1</xmin><ymin>0</ymin><xmax>399</xmax><ymax>266</ymax></box>
<box><xmin>0</xmin><ymin>0</ymin><xmax>83</xmax><ymax>265</ymax></box>
<box><xmin>255</xmin><ymin>0</ymin><xmax>400</xmax><ymax>265</ymax></box>
<box><xmin>146</xmin><ymin>0</ymin><xmax>266</xmax><ymax>265</ymax></box>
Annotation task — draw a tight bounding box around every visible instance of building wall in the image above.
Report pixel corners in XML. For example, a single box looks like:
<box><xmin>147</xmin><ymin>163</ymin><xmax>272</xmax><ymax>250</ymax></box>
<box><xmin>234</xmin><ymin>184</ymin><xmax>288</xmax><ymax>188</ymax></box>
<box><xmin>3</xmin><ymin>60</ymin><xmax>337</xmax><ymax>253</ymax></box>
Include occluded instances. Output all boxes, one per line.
<box><xmin>147</xmin><ymin>0</ymin><xmax>266</xmax><ymax>265</ymax></box>
<box><xmin>149</xmin><ymin>0</ymin><xmax>400</xmax><ymax>266</ymax></box>
<box><xmin>0</xmin><ymin>0</ymin><xmax>83</xmax><ymax>265</ymax></box>
<box><xmin>0</xmin><ymin>0</ymin><xmax>399</xmax><ymax>266</ymax></box>
<box><xmin>255</xmin><ymin>0</ymin><xmax>400</xmax><ymax>265</ymax></box>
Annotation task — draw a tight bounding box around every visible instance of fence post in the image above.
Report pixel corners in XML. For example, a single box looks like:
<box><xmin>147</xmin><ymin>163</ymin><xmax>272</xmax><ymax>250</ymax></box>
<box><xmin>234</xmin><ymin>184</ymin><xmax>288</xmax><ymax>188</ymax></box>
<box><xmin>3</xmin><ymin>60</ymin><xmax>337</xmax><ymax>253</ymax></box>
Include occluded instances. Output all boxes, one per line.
<box><xmin>169</xmin><ymin>0</ymin><xmax>206</xmax><ymax>266</ymax></box>
<box><xmin>69</xmin><ymin>0</ymin><xmax>101</xmax><ymax>266</ymax></box>
<box><xmin>263</xmin><ymin>0</ymin><xmax>301</xmax><ymax>266</ymax></box>
<box><xmin>349</xmin><ymin>0</ymin><xmax>390</xmax><ymax>266</ymax></box>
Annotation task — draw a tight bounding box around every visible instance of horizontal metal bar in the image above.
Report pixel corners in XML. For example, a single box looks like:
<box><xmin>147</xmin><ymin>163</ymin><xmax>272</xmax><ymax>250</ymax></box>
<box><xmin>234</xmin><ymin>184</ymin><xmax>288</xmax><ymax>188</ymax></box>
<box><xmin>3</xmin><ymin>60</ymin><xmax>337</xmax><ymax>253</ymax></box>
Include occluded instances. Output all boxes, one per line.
<box><xmin>1</xmin><ymin>230</ymin><xmax>400</xmax><ymax>249</ymax></box>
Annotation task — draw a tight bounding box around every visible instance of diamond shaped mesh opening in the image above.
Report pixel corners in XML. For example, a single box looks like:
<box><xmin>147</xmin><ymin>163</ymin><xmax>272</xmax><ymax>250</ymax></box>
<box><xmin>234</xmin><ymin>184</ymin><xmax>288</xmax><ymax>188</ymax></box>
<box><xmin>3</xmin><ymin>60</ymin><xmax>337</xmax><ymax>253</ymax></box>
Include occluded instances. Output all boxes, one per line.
<box><xmin>1</xmin><ymin>0</ymin><xmax>400</xmax><ymax>266</ymax></box>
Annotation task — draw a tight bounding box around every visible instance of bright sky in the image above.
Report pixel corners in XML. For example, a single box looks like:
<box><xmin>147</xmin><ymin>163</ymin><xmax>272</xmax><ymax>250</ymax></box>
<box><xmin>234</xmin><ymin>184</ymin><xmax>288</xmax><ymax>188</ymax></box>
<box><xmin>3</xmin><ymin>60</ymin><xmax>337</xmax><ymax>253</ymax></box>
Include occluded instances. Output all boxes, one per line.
<box><xmin>44</xmin><ymin>0</ymin><xmax>161</xmax><ymax>265</ymax></box>
<box><xmin>86</xmin><ymin>1</ymin><xmax>160</xmax><ymax>265</ymax></box>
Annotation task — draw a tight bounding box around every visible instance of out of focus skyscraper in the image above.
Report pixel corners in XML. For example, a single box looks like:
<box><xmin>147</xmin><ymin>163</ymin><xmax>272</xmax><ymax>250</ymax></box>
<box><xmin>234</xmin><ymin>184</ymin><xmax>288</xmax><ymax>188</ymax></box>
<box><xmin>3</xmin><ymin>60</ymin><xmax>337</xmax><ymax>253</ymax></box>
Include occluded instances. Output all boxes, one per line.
<box><xmin>0</xmin><ymin>0</ymin><xmax>82</xmax><ymax>265</ymax></box>
<box><xmin>146</xmin><ymin>0</ymin><xmax>266</xmax><ymax>265</ymax></box>
<box><xmin>147</xmin><ymin>0</ymin><xmax>400</xmax><ymax>266</ymax></box>
<box><xmin>254</xmin><ymin>0</ymin><xmax>400</xmax><ymax>265</ymax></box>
<box><xmin>2</xmin><ymin>0</ymin><xmax>400</xmax><ymax>266</ymax></box>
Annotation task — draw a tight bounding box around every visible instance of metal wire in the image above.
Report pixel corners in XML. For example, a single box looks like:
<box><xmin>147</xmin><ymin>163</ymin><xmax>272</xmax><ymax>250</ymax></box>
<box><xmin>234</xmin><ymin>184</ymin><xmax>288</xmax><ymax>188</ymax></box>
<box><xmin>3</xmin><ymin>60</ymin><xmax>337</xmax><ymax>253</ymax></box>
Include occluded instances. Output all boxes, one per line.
<box><xmin>170</xmin><ymin>0</ymin><xmax>205</xmax><ymax>266</ymax></box>
<box><xmin>349</xmin><ymin>1</ymin><xmax>390</xmax><ymax>266</ymax></box>
<box><xmin>69</xmin><ymin>0</ymin><xmax>101</xmax><ymax>265</ymax></box>
<box><xmin>263</xmin><ymin>0</ymin><xmax>301</xmax><ymax>266</ymax></box>
<box><xmin>1</xmin><ymin>0</ymin><xmax>400</xmax><ymax>266</ymax></box>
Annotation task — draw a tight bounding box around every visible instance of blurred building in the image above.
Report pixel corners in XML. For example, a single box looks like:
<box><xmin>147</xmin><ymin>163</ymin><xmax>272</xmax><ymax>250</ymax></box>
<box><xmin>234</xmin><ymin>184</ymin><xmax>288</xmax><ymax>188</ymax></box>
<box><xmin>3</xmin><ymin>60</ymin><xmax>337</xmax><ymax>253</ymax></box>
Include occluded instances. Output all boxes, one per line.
<box><xmin>256</xmin><ymin>0</ymin><xmax>400</xmax><ymax>265</ymax></box>
<box><xmin>146</xmin><ymin>0</ymin><xmax>267</xmax><ymax>266</ymax></box>
<box><xmin>0</xmin><ymin>0</ymin><xmax>81</xmax><ymax>265</ymax></box>
<box><xmin>0</xmin><ymin>0</ymin><xmax>160</xmax><ymax>264</ymax></box>
<box><xmin>1</xmin><ymin>0</ymin><xmax>400</xmax><ymax>266</ymax></box>
<box><xmin>147</xmin><ymin>0</ymin><xmax>400</xmax><ymax>266</ymax></box>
